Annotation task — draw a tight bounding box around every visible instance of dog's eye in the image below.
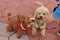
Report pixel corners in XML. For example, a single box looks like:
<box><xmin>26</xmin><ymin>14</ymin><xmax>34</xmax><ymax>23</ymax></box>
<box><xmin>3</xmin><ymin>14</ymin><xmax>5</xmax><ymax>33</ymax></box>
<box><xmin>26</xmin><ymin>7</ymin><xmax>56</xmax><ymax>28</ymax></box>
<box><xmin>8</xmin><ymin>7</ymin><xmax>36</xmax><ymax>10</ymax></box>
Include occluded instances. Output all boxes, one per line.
<box><xmin>43</xmin><ymin>13</ymin><xmax>45</xmax><ymax>15</ymax></box>
<box><xmin>39</xmin><ymin>13</ymin><xmax>41</xmax><ymax>14</ymax></box>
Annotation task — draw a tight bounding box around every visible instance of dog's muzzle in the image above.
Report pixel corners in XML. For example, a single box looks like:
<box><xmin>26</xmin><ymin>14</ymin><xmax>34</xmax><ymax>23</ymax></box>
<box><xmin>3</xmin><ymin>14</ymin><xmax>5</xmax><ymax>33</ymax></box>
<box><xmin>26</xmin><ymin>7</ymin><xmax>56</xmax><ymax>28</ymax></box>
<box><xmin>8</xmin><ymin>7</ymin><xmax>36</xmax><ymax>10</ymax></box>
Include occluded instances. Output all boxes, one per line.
<box><xmin>32</xmin><ymin>20</ymin><xmax>35</xmax><ymax>22</ymax></box>
<box><xmin>40</xmin><ymin>16</ymin><xmax>43</xmax><ymax>19</ymax></box>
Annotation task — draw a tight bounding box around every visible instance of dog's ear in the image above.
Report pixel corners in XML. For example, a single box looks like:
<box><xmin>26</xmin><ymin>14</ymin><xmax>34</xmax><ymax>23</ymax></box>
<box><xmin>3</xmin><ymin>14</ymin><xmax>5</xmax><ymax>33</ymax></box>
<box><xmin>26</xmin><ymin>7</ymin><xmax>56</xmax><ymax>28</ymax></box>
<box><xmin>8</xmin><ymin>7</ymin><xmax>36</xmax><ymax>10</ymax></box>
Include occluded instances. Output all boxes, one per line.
<box><xmin>46</xmin><ymin>8</ymin><xmax>49</xmax><ymax>15</ymax></box>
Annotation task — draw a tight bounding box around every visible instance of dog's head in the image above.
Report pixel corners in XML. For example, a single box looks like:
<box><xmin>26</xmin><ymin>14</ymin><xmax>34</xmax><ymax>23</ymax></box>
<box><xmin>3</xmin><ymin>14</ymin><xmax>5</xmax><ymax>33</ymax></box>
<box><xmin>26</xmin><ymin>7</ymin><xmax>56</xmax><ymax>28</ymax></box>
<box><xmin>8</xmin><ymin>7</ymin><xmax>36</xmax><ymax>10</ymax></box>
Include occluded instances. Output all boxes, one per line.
<box><xmin>30</xmin><ymin>17</ymin><xmax>36</xmax><ymax>23</ymax></box>
<box><xmin>24</xmin><ymin>15</ymin><xmax>36</xmax><ymax>24</ymax></box>
<box><xmin>34</xmin><ymin>7</ymin><xmax>49</xmax><ymax>20</ymax></box>
<box><xmin>24</xmin><ymin>16</ymin><xmax>31</xmax><ymax>24</ymax></box>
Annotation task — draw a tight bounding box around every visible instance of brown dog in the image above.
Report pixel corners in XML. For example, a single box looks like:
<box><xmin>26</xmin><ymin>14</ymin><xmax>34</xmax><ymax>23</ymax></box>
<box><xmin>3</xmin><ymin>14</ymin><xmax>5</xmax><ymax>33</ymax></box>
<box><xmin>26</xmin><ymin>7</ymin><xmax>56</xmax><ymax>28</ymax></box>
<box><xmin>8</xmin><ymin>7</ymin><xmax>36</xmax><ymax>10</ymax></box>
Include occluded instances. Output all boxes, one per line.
<box><xmin>6</xmin><ymin>13</ymin><xmax>31</xmax><ymax>38</ymax></box>
<box><xmin>16</xmin><ymin>15</ymin><xmax>32</xmax><ymax>38</ymax></box>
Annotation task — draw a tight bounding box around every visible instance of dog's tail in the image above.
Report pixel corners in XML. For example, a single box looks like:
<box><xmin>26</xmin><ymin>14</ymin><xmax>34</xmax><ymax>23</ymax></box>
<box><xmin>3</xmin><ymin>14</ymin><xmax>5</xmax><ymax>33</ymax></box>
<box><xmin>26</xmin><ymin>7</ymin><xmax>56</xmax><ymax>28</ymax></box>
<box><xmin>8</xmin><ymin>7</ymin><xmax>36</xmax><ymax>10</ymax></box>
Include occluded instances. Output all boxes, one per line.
<box><xmin>34</xmin><ymin>1</ymin><xmax>44</xmax><ymax>6</ymax></box>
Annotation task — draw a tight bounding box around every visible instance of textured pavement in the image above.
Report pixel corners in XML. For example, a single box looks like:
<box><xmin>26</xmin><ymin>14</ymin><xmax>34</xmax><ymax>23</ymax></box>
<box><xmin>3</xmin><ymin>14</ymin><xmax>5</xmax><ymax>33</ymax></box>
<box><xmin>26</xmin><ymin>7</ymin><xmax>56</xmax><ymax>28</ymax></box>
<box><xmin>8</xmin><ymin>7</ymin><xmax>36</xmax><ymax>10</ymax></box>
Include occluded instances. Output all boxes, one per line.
<box><xmin>0</xmin><ymin>36</ymin><xmax>8</xmax><ymax>40</ymax></box>
<box><xmin>0</xmin><ymin>22</ymin><xmax>29</xmax><ymax>40</ymax></box>
<box><xmin>0</xmin><ymin>0</ymin><xmax>58</xmax><ymax>23</ymax></box>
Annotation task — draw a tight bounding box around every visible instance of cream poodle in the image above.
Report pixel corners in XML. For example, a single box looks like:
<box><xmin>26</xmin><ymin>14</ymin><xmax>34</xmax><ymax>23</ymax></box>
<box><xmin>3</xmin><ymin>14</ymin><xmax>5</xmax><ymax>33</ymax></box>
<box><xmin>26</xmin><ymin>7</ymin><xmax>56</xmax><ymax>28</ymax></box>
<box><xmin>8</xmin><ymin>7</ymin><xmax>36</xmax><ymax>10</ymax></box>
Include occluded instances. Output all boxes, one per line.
<box><xmin>34</xmin><ymin>1</ymin><xmax>49</xmax><ymax>37</ymax></box>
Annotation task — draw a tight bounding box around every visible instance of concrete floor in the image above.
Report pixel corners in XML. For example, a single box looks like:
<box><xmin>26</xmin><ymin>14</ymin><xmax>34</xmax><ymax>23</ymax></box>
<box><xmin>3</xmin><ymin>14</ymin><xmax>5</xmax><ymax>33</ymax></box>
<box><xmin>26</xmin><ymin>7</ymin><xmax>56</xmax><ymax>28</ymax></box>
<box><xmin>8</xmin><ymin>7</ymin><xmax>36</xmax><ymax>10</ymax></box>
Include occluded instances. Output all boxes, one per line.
<box><xmin>0</xmin><ymin>22</ymin><xmax>29</xmax><ymax>40</ymax></box>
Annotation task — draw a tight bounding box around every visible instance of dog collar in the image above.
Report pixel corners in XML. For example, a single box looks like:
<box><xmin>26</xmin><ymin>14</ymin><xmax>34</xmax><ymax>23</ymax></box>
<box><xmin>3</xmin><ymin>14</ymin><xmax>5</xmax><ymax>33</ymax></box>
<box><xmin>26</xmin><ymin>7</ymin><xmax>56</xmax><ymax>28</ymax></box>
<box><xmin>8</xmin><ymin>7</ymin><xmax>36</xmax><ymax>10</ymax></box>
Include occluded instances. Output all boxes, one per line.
<box><xmin>18</xmin><ymin>22</ymin><xmax>27</xmax><ymax>31</ymax></box>
<box><xmin>20</xmin><ymin>23</ymin><xmax>27</xmax><ymax>30</ymax></box>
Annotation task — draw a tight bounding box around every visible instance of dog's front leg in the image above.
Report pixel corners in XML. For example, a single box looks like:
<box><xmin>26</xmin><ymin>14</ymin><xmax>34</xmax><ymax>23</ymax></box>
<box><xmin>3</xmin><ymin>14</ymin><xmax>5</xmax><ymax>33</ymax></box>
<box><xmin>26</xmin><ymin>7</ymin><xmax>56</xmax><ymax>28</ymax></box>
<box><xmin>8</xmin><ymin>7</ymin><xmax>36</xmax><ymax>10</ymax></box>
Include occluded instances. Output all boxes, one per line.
<box><xmin>6</xmin><ymin>25</ymin><xmax>13</xmax><ymax>32</ymax></box>
<box><xmin>32</xmin><ymin>26</ymin><xmax>37</xmax><ymax>36</ymax></box>
<box><xmin>40</xmin><ymin>23</ymin><xmax>46</xmax><ymax>37</ymax></box>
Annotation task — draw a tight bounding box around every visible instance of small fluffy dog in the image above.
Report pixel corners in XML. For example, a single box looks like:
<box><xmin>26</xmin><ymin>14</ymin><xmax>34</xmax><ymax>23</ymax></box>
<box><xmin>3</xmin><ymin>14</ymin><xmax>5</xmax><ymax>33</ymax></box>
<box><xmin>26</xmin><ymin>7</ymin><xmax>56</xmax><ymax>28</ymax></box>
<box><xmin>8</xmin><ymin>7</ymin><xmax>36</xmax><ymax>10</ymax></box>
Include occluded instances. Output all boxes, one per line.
<box><xmin>6</xmin><ymin>13</ymin><xmax>31</xmax><ymax>38</ymax></box>
<box><xmin>34</xmin><ymin>1</ymin><xmax>49</xmax><ymax>37</ymax></box>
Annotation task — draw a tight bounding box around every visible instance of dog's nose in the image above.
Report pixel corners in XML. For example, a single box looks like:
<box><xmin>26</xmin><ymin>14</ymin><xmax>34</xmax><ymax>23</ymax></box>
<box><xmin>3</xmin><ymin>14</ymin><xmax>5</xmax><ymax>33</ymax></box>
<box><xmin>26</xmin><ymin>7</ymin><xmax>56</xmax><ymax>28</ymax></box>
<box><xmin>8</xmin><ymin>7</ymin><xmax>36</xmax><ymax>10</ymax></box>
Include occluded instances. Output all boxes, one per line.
<box><xmin>32</xmin><ymin>20</ymin><xmax>34</xmax><ymax>22</ymax></box>
<box><xmin>40</xmin><ymin>16</ymin><xmax>42</xmax><ymax>19</ymax></box>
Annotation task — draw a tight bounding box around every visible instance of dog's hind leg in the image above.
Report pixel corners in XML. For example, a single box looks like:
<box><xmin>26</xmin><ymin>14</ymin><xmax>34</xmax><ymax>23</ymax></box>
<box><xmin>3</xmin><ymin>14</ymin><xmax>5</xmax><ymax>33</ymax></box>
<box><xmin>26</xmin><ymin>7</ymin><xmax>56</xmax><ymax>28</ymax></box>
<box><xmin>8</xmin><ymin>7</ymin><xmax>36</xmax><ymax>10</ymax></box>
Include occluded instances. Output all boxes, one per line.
<box><xmin>6</xmin><ymin>25</ymin><xmax>13</xmax><ymax>32</ymax></box>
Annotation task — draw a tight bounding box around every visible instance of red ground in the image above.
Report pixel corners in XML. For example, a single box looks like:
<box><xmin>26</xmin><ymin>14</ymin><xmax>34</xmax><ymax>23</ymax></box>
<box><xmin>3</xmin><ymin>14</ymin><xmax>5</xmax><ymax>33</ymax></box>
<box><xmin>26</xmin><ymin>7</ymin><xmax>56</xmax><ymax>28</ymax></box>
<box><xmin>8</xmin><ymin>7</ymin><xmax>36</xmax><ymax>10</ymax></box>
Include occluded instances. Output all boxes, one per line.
<box><xmin>0</xmin><ymin>0</ymin><xmax>58</xmax><ymax>23</ymax></box>
<box><xmin>0</xmin><ymin>0</ymin><xmax>60</xmax><ymax>40</ymax></box>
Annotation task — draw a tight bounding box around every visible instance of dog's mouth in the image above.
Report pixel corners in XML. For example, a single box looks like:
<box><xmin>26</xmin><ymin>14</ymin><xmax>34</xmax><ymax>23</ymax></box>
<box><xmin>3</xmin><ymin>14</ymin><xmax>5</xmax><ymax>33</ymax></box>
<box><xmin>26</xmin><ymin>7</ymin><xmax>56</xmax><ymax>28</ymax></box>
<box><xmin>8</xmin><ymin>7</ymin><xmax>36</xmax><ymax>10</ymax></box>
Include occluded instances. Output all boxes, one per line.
<box><xmin>37</xmin><ymin>18</ymin><xmax>40</xmax><ymax>20</ymax></box>
<box><xmin>40</xmin><ymin>16</ymin><xmax>43</xmax><ymax>19</ymax></box>
<box><xmin>37</xmin><ymin>16</ymin><xmax>43</xmax><ymax>20</ymax></box>
<box><xmin>37</xmin><ymin>18</ymin><xmax>42</xmax><ymax>20</ymax></box>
